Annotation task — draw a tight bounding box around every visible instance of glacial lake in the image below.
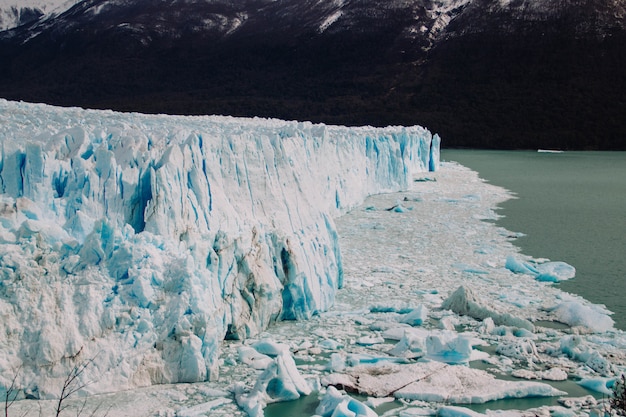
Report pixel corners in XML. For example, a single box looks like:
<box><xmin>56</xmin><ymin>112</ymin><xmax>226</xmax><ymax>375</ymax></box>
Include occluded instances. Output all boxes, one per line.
<box><xmin>443</xmin><ymin>149</ymin><xmax>626</xmax><ymax>330</ymax></box>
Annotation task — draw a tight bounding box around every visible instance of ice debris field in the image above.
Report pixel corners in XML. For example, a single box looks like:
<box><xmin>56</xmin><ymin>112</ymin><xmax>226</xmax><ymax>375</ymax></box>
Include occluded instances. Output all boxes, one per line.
<box><xmin>0</xmin><ymin>99</ymin><xmax>624</xmax><ymax>417</ymax></box>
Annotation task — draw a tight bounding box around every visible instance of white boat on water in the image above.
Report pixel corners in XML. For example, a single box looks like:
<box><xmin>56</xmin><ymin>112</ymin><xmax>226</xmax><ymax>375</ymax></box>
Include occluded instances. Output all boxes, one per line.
<box><xmin>538</xmin><ymin>149</ymin><xmax>564</xmax><ymax>153</ymax></box>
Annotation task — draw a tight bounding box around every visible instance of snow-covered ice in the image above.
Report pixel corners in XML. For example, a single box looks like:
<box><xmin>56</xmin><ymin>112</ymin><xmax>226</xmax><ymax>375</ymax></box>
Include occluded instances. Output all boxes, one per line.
<box><xmin>0</xmin><ymin>99</ymin><xmax>438</xmax><ymax>401</ymax></box>
<box><xmin>2</xmin><ymin>100</ymin><xmax>625</xmax><ymax>417</ymax></box>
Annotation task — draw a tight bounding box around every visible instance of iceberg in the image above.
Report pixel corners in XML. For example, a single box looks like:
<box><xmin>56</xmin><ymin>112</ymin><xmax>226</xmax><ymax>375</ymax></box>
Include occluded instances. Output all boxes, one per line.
<box><xmin>577</xmin><ymin>377</ymin><xmax>617</xmax><ymax>395</ymax></box>
<box><xmin>550</xmin><ymin>302</ymin><xmax>614</xmax><ymax>333</ymax></box>
<box><xmin>442</xmin><ymin>286</ymin><xmax>534</xmax><ymax>332</ymax></box>
<box><xmin>505</xmin><ymin>256</ymin><xmax>576</xmax><ymax>283</ymax></box>
<box><xmin>315</xmin><ymin>386</ymin><xmax>378</xmax><ymax>417</ymax></box>
<box><xmin>393</xmin><ymin>362</ymin><xmax>566</xmax><ymax>404</ymax></box>
<box><xmin>322</xmin><ymin>361</ymin><xmax>565</xmax><ymax>404</ymax></box>
<box><xmin>0</xmin><ymin>99</ymin><xmax>439</xmax><ymax>398</ymax></box>
<box><xmin>400</xmin><ymin>305</ymin><xmax>429</xmax><ymax>326</ymax></box>
<box><xmin>558</xmin><ymin>335</ymin><xmax>615</xmax><ymax>376</ymax></box>
<box><xmin>235</xmin><ymin>349</ymin><xmax>312</xmax><ymax>416</ymax></box>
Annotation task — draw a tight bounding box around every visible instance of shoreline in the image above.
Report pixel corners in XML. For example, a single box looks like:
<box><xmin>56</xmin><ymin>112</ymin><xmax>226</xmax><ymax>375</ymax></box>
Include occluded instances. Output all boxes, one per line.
<box><xmin>442</xmin><ymin>149</ymin><xmax>626</xmax><ymax>331</ymax></box>
<box><xmin>8</xmin><ymin>162</ymin><xmax>625</xmax><ymax>417</ymax></box>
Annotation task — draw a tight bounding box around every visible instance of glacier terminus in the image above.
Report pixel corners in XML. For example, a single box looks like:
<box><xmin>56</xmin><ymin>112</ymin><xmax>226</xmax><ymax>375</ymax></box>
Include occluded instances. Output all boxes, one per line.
<box><xmin>0</xmin><ymin>99</ymin><xmax>440</xmax><ymax>399</ymax></box>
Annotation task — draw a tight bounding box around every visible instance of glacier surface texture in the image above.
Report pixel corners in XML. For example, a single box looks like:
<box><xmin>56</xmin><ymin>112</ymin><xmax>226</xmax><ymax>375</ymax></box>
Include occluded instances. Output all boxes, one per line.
<box><xmin>0</xmin><ymin>99</ymin><xmax>439</xmax><ymax>398</ymax></box>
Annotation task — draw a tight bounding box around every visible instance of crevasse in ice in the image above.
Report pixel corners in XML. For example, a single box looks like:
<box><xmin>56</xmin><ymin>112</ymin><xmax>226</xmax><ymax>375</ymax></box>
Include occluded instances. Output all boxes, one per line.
<box><xmin>0</xmin><ymin>100</ymin><xmax>439</xmax><ymax>398</ymax></box>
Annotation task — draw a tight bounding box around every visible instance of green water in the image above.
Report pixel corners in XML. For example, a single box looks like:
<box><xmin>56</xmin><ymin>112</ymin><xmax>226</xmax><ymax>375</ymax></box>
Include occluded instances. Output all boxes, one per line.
<box><xmin>266</xmin><ymin>151</ymin><xmax>625</xmax><ymax>416</ymax></box>
<box><xmin>443</xmin><ymin>149</ymin><xmax>626</xmax><ymax>330</ymax></box>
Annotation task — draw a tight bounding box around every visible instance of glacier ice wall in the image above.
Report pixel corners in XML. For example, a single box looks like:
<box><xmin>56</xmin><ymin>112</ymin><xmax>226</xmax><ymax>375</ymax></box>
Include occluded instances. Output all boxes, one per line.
<box><xmin>0</xmin><ymin>99</ymin><xmax>439</xmax><ymax>398</ymax></box>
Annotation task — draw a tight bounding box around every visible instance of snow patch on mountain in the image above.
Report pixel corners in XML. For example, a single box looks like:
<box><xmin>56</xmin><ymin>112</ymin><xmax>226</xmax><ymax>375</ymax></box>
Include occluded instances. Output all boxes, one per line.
<box><xmin>318</xmin><ymin>10</ymin><xmax>342</xmax><ymax>32</ymax></box>
<box><xmin>0</xmin><ymin>0</ymin><xmax>81</xmax><ymax>30</ymax></box>
<box><xmin>0</xmin><ymin>99</ymin><xmax>439</xmax><ymax>399</ymax></box>
<box><xmin>427</xmin><ymin>0</ymin><xmax>474</xmax><ymax>29</ymax></box>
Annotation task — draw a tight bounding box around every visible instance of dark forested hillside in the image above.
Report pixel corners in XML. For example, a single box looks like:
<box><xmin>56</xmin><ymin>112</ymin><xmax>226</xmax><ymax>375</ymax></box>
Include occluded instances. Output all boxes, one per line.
<box><xmin>0</xmin><ymin>0</ymin><xmax>624</xmax><ymax>150</ymax></box>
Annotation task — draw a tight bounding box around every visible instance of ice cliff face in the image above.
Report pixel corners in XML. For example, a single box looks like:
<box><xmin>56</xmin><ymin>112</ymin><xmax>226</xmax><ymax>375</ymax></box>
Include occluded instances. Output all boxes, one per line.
<box><xmin>0</xmin><ymin>99</ymin><xmax>439</xmax><ymax>398</ymax></box>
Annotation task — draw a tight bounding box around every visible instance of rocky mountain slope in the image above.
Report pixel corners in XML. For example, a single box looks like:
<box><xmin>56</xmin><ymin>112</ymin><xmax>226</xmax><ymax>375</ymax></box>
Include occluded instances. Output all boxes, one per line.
<box><xmin>0</xmin><ymin>0</ymin><xmax>82</xmax><ymax>30</ymax></box>
<box><xmin>0</xmin><ymin>0</ymin><xmax>624</xmax><ymax>149</ymax></box>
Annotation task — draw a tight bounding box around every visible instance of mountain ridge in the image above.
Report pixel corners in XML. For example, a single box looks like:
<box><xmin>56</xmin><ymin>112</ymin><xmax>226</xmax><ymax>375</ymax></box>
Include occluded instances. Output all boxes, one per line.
<box><xmin>0</xmin><ymin>0</ymin><xmax>625</xmax><ymax>149</ymax></box>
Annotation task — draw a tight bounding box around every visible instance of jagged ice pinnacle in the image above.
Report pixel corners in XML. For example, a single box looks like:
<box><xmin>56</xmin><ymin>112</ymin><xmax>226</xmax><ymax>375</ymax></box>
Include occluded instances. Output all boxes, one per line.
<box><xmin>0</xmin><ymin>100</ymin><xmax>439</xmax><ymax>399</ymax></box>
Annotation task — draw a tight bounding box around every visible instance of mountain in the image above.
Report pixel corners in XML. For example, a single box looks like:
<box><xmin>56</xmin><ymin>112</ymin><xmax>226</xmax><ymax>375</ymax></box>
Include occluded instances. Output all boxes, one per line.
<box><xmin>0</xmin><ymin>0</ymin><xmax>82</xmax><ymax>31</ymax></box>
<box><xmin>0</xmin><ymin>0</ymin><xmax>624</xmax><ymax>149</ymax></box>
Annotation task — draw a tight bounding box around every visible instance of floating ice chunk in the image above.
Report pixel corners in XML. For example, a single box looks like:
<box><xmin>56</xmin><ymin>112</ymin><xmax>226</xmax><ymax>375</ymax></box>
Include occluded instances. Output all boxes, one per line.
<box><xmin>511</xmin><ymin>369</ymin><xmax>539</xmax><ymax>379</ymax></box>
<box><xmin>426</xmin><ymin>332</ymin><xmax>473</xmax><ymax>365</ymax></box>
<box><xmin>327</xmin><ymin>352</ymin><xmax>347</xmax><ymax>372</ymax></box>
<box><xmin>495</xmin><ymin>338</ymin><xmax>539</xmax><ymax>362</ymax></box>
<box><xmin>478</xmin><ymin>317</ymin><xmax>495</xmax><ymax>334</ymax></box>
<box><xmin>315</xmin><ymin>386</ymin><xmax>378</xmax><ymax>417</ymax></box>
<box><xmin>323</xmin><ymin>362</ymin><xmax>444</xmax><ymax>398</ymax></box>
<box><xmin>558</xmin><ymin>395</ymin><xmax>599</xmax><ymax>409</ymax></box>
<box><xmin>505</xmin><ymin>256</ymin><xmax>576</xmax><ymax>282</ymax></box>
<box><xmin>346</xmin><ymin>354</ymin><xmax>408</xmax><ymax>367</ymax></box>
<box><xmin>380</xmin><ymin>325</ymin><xmax>413</xmax><ymax>340</ymax></box>
<box><xmin>505</xmin><ymin>256</ymin><xmax>540</xmax><ymax>275</ymax></box>
<box><xmin>325</xmin><ymin>359</ymin><xmax>548</xmax><ymax>404</ymax></box>
<box><xmin>363</xmin><ymin>396</ymin><xmax>396</xmax><ymax>409</ymax></box>
<box><xmin>254</xmin><ymin>350</ymin><xmax>312</xmax><ymax>401</ymax></box>
<box><xmin>333</xmin><ymin>398</ymin><xmax>379</xmax><ymax>417</ymax></box>
<box><xmin>238</xmin><ymin>346</ymin><xmax>273</xmax><ymax>370</ymax></box>
<box><xmin>512</xmin><ymin>368</ymin><xmax>568</xmax><ymax>381</ymax></box>
<box><xmin>577</xmin><ymin>377</ymin><xmax>617</xmax><ymax>395</ymax></box>
<box><xmin>535</xmin><ymin>262</ymin><xmax>576</xmax><ymax>282</ymax></box>
<box><xmin>400</xmin><ymin>305</ymin><xmax>429</xmax><ymax>326</ymax></box>
<box><xmin>251</xmin><ymin>339</ymin><xmax>290</xmax><ymax>357</ymax></box>
<box><xmin>511</xmin><ymin>367</ymin><xmax>568</xmax><ymax>382</ymax></box>
<box><xmin>389</xmin><ymin>327</ymin><xmax>483</xmax><ymax>364</ymax></box>
<box><xmin>234</xmin><ymin>383</ymin><xmax>265</xmax><ymax>417</ymax></box>
<box><xmin>236</xmin><ymin>350</ymin><xmax>312</xmax><ymax>416</ymax></box>
<box><xmin>539</xmin><ymin>367</ymin><xmax>568</xmax><ymax>381</ymax></box>
<box><xmin>442</xmin><ymin>286</ymin><xmax>534</xmax><ymax>332</ymax></box>
<box><xmin>551</xmin><ymin>302</ymin><xmax>614</xmax><ymax>333</ymax></box>
<box><xmin>559</xmin><ymin>335</ymin><xmax>615</xmax><ymax>376</ymax></box>
<box><xmin>394</xmin><ymin>361</ymin><xmax>566</xmax><ymax>404</ymax></box>
<box><xmin>315</xmin><ymin>386</ymin><xmax>346</xmax><ymax>416</ymax></box>
<box><xmin>388</xmin><ymin>328</ymin><xmax>428</xmax><ymax>358</ymax></box>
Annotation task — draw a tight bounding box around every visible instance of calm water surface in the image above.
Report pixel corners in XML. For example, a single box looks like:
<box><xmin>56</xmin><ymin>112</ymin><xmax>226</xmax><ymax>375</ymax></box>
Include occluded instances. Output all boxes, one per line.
<box><xmin>443</xmin><ymin>150</ymin><xmax>626</xmax><ymax>330</ymax></box>
<box><xmin>267</xmin><ymin>150</ymin><xmax>624</xmax><ymax>416</ymax></box>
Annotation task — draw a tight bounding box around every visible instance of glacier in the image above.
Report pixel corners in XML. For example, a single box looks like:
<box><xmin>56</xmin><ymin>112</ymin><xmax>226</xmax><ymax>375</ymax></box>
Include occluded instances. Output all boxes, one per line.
<box><xmin>0</xmin><ymin>99</ymin><xmax>439</xmax><ymax>399</ymax></box>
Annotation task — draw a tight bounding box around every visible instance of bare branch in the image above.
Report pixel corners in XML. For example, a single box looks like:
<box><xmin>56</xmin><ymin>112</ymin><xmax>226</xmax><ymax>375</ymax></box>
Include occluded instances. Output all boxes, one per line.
<box><xmin>75</xmin><ymin>398</ymin><xmax>87</xmax><ymax>417</ymax></box>
<box><xmin>4</xmin><ymin>365</ymin><xmax>22</xmax><ymax>417</ymax></box>
<box><xmin>86</xmin><ymin>401</ymin><xmax>111</xmax><ymax>417</ymax></box>
<box><xmin>55</xmin><ymin>357</ymin><xmax>97</xmax><ymax>417</ymax></box>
